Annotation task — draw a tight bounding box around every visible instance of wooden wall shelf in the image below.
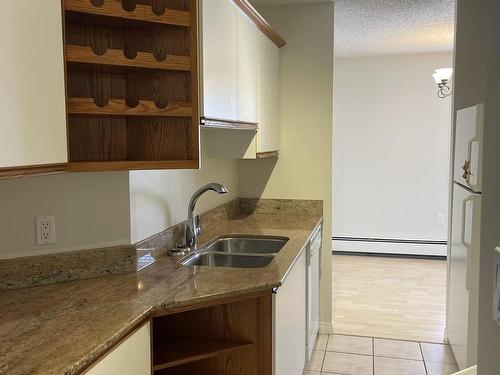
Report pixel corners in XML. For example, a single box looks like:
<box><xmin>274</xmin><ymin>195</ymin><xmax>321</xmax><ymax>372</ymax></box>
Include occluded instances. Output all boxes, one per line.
<box><xmin>153</xmin><ymin>337</ymin><xmax>253</xmax><ymax>371</ymax></box>
<box><xmin>68</xmin><ymin>98</ymin><xmax>192</xmax><ymax>117</ymax></box>
<box><xmin>63</xmin><ymin>0</ymin><xmax>199</xmax><ymax>171</ymax></box>
<box><xmin>66</xmin><ymin>45</ymin><xmax>191</xmax><ymax>71</ymax></box>
<box><xmin>65</xmin><ymin>0</ymin><xmax>191</xmax><ymax>27</ymax></box>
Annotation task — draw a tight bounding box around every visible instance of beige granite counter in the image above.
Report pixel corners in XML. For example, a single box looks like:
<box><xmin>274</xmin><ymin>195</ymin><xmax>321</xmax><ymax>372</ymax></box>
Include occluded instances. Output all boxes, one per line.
<box><xmin>0</xmin><ymin>210</ymin><xmax>322</xmax><ymax>375</ymax></box>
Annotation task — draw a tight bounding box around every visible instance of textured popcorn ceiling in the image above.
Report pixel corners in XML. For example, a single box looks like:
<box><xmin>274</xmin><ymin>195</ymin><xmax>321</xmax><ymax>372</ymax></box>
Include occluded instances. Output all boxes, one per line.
<box><xmin>251</xmin><ymin>0</ymin><xmax>455</xmax><ymax>57</ymax></box>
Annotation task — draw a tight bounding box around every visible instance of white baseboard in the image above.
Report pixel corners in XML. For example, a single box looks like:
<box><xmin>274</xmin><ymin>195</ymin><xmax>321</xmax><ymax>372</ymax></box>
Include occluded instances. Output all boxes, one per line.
<box><xmin>318</xmin><ymin>321</ymin><xmax>334</xmax><ymax>334</ymax></box>
<box><xmin>332</xmin><ymin>239</ymin><xmax>447</xmax><ymax>257</ymax></box>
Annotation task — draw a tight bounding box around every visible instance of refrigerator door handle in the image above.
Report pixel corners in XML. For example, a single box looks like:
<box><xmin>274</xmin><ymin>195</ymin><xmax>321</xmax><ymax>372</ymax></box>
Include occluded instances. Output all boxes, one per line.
<box><xmin>461</xmin><ymin>195</ymin><xmax>474</xmax><ymax>291</ymax></box>
<box><xmin>464</xmin><ymin>138</ymin><xmax>479</xmax><ymax>189</ymax></box>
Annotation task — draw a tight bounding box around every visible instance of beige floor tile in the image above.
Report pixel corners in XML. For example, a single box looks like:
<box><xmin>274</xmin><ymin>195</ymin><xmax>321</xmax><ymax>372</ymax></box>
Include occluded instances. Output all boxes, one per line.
<box><xmin>374</xmin><ymin>338</ymin><xmax>422</xmax><ymax>360</ymax></box>
<box><xmin>425</xmin><ymin>362</ymin><xmax>460</xmax><ymax>375</ymax></box>
<box><xmin>327</xmin><ymin>334</ymin><xmax>373</xmax><ymax>355</ymax></box>
<box><xmin>314</xmin><ymin>334</ymin><xmax>329</xmax><ymax>351</ymax></box>
<box><xmin>420</xmin><ymin>343</ymin><xmax>457</xmax><ymax>364</ymax></box>
<box><xmin>374</xmin><ymin>357</ymin><xmax>426</xmax><ymax>375</ymax></box>
<box><xmin>303</xmin><ymin>371</ymin><xmax>320</xmax><ymax>375</ymax></box>
<box><xmin>322</xmin><ymin>352</ymin><xmax>373</xmax><ymax>375</ymax></box>
<box><xmin>304</xmin><ymin>350</ymin><xmax>325</xmax><ymax>372</ymax></box>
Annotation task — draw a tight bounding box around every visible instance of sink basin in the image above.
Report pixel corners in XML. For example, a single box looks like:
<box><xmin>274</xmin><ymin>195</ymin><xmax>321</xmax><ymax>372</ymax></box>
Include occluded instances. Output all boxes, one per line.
<box><xmin>203</xmin><ymin>236</ymin><xmax>288</xmax><ymax>254</ymax></box>
<box><xmin>179</xmin><ymin>235</ymin><xmax>288</xmax><ymax>268</ymax></box>
<box><xmin>181</xmin><ymin>252</ymin><xmax>274</xmax><ymax>268</ymax></box>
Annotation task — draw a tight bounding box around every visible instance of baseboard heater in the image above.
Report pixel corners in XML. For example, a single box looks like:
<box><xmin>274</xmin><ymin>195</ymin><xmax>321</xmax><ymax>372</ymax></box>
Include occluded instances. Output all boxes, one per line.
<box><xmin>332</xmin><ymin>236</ymin><xmax>447</xmax><ymax>258</ymax></box>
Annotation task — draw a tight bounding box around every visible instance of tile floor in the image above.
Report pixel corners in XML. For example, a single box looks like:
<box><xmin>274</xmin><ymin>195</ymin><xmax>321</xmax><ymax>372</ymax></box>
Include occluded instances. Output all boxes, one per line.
<box><xmin>303</xmin><ymin>334</ymin><xmax>459</xmax><ymax>375</ymax></box>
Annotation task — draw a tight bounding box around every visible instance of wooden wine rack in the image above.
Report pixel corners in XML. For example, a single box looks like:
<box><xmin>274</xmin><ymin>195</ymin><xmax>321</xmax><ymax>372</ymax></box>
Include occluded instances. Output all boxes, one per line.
<box><xmin>63</xmin><ymin>0</ymin><xmax>199</xmax><ymax>171</ymax></box>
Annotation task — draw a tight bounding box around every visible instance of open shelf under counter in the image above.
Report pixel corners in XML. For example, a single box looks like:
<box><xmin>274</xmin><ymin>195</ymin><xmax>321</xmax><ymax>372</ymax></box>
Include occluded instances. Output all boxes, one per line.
<box><xmin>64</xmin><ymin>0</ymin><xmax>191</xmax><ymax>27</ymax></box>
<box><xmin>153</xmin><ymin>336</ymin><xmax>253</xmax><ymax>371</ymax></box>
<box><xmin>66</xmin><ymin>45</ymin><xmax>191</xmax><ymax>71</ymax></box>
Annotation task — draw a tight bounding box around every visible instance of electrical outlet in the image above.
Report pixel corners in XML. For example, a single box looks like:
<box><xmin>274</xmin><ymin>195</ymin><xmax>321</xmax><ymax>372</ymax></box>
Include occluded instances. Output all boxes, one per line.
<box><xmin>36</xmin><ymin>216</ymin><xmax>56</xmax><ymax>245</ymax></box>
<box><xmin>437</xmin><ymin>214</ymin><xmax>445</xmax><ymax>225</ymax></box>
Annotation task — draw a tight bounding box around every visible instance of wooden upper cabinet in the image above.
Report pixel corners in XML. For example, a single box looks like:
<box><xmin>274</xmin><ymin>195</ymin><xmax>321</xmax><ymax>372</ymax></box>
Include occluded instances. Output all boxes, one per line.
<box><xmin>236</xmin><ymin>11</ymin><xmax>258</xmax><ymax>124</ymax></box>
<box><xmin>0</xmin><ymin>0</ymin><xmax>68</xmax><ymax>172</ymax></box>
<box><xmin>201</xmin><ymin>0</ymin><xmax>238</xmax><ymax>123</ymax></box>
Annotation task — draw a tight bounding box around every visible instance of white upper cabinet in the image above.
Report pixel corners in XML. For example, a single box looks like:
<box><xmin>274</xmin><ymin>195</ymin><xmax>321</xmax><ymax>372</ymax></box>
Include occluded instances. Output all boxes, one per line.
<box><xmin>257</xmin><ymin>32</ymin><xmax>281</xmax><ymax>153</ymax></box>
<box><xmin>0</xmin><ymin>0</ymin><xmax>67</xmax><ymax>168</ymax></box>
<box><xmin>236</xmin><ymin>11</ymin><xmax>258</xmax><ymax>124</ymax></box>
<box><xmin>201</xmin><ymin>0</ymin><xmax>238</xmax><ymax>122</ymax></box>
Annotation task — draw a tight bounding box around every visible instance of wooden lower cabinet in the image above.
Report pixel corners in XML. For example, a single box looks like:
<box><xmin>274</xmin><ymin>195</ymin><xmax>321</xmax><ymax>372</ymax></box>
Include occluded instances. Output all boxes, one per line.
<box><xmin>85</xmin><ymin>322</ymin><xmax>151</xmax><ymax>375</ymax></box>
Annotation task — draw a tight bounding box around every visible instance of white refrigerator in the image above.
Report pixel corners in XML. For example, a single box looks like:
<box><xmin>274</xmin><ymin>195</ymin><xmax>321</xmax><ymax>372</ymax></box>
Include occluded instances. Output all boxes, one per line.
<box><xmin>447</xmin><ymin>104</ymin><xmax>483</xmax><ymax>370</ymax></box>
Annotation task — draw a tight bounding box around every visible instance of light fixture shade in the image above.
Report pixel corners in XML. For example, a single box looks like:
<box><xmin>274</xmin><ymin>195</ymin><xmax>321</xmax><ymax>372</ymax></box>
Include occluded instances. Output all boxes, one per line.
<box><xmin>433</xmin><ymin>68</ymin><xmax>453</xmax><ymax>83</ymax></box>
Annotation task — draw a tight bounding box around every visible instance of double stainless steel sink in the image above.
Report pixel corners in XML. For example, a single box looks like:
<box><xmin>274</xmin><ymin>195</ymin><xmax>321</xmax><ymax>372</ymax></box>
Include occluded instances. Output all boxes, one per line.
<box><xmin>180</xmin><ymin>235</ymin><xmax>288</xmax><ymax>268</ymax></box>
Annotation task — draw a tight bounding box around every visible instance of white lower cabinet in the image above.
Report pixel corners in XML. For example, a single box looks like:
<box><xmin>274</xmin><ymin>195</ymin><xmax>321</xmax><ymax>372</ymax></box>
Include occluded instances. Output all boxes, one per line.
<box><xmin>85</xmin><ymin>322</ymin><xmax>151</xmax><ymax>375</ymax></box>
<box><xmin>273</xmin><ymin>250</ymin><xmax>307</xmax><ymax>375</ymax></box>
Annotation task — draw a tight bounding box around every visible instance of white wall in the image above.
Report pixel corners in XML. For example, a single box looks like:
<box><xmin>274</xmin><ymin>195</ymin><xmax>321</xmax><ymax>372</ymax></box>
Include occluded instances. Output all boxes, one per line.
<box><xmin>129</xmin><ymin>136</ymin><xmax>240</xmax><ymax>243</ymax></box>
<box><xmin>0</xmin><ymin>172</ymin><xmax>131</xmax><ymax>259</ymax></box>
<box><xmin>333</xmin><ymin>53</ymin><xmax>452</xmax><ymax>249</ymax></box>
<box><xmin>239</xmin><ymin>3</ymin><xmax>334</xmax><ymax>329</ymax></box>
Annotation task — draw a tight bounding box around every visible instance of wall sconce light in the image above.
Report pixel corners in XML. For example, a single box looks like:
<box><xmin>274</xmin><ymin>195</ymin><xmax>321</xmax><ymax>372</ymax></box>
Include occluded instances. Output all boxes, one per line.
<box><xmin>432</xmin><ymin>68</ymin><xmax>453</xmax><ymax>98</ymax></box>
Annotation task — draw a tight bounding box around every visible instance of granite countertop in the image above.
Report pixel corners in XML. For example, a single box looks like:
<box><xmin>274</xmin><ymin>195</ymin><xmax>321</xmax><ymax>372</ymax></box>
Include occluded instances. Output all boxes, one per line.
<box><xmin>0</xmin><ymin>212</ymin><xmax>322</xmax><ymax>375</ymax></box>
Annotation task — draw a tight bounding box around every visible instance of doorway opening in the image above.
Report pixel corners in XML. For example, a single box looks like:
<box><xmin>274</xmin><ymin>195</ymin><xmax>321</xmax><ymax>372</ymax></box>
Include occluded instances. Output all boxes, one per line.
<box><xmin>329</xmin><ymin>0</ymin><xmax>458</xmax><ymax>373</ymax></box>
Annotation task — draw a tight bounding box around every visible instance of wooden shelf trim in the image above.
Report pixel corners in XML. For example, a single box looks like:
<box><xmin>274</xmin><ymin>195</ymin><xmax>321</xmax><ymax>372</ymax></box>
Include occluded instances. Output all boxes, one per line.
<box><xmin>153</xmin><ymin>336</ymin><xmax>253</xmax><ymax>371</ymax></box>
<box><xmin>68</xmin><ymin>97</ymin><xmax>192</xmax><ymax>117</ymax></box>
<box><xmin>201</xmin><ymin>117</ymin><xmax>258</xmax><ymax>131</ymax></box>
<box><xmin>232</xmin><ymin>0</ymin><xmax>286</xmax><ymax>47</ymax></box>
<box><xmin>0</xmin><ymin>163</ymin><xmax>67</xmax><ymax>179</ymax></box>
<box><xmin>66</xmin><ymin>45</ymin><xmax>191</xmax><ymax>71</ymax></box>
<box><xmin>64</xmin><ymin>0</ymin><xmax>191</xmax><ymax>27</ymax></box>
<box><xmin>69</xmin><ymin>160</ymin><xmax>198</xmax><ymax>172</ymax></box>
<box><xmin>256</xmin><ymin>150</ymin><xmax>279</xmax><ymax>159</ymax></box>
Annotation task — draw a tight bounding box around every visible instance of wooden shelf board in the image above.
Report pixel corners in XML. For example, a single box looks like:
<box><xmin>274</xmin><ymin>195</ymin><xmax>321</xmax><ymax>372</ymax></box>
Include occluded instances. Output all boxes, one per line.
<box><xmin>66</xmin><ymin>45</ymin><xmax>191</xmax><ymax>71</ymax></box>
<box><xmin>64</xmin><ymin>0</ymin><xmax>191</xmax><ymax>27</ymax></box>
<box><xmin>69</xmin><ymin>160</ymin><xmax>199</xmax><ymax>172</ymax></box>
<box><xmin>68</xmin><ymin>98</ymin><xmax>192</xmax><ymax>117</ymax></box>
<box><xmin>153</xmin><ymin>336</ymin><xmax>254</xmax><ymax>371</ymax></box>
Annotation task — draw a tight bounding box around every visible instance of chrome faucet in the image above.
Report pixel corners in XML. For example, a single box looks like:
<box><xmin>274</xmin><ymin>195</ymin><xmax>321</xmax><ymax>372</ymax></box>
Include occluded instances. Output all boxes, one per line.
<box><xmin>169</xmin><ymin>183</ymin><xmax>228</xmax><ymax>256</ymax></box>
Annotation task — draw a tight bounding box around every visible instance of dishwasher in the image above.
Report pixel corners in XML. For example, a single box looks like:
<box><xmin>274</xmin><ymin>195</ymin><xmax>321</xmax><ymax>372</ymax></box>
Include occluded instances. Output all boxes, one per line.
<box><xmin>306</xmin><ymin>224</ymin><xmax>322</xmax><ymax>361</ymax></box>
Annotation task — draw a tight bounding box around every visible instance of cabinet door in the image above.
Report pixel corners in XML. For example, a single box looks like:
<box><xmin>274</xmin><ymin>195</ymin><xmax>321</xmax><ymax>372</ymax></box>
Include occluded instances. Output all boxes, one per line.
<box><xmin>236</xmin><ymin>11</ymin><xmax>258</xmax><ymax>124</ymax></box>
<box><xmin>85</xmin><ymin>322</ymin><xmax>151</xmax><ymax>375</ymax></box>
<box><xmin>0</xmin><ymin>0</ymin><xmax>67</xmax><ymax>168</ymax></box>
<box><xmin>202</xmin><ymin>0</ymin><xmax>237</xmax><ymax>122</ymax></box>
<box><xmin>274</xmin><ymin>250</ymin><xmax>306</xmax><ymax>375</ymax></box>
<box><xmin>257</xmin><ymin>33</ymin><xmax>281</xmax><ymax>153</ymax></box>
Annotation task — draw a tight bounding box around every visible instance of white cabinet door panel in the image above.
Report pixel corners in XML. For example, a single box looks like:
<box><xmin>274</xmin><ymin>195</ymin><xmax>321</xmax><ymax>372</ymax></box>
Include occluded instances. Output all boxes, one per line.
<box><xmin>274</xmin><ymin>250</ymin><xmax>306</xmax><ymax>375</ymax></box>
<box><xmin>236</xmin><ymin>11</ymin><xmax>258</xmax><ymax>124</ymax></box>
<box><xmin>257</xmin><ymin>33</ymin><xmax>280</xmax><ymax>153</ymax></box>
<box><xmin>85</xmin><ymin>322</ymin><xmax>151</xmax><ymax>375</ymax></box>
<box><xmin>202</xmin><ymin>0</ymin><xmax>237</xmax><ymax>122</ymax></box>
<box><xmin>0</xmin><ymin>0</ymin><xmax>68</xmax><ymax>168</ymax></box>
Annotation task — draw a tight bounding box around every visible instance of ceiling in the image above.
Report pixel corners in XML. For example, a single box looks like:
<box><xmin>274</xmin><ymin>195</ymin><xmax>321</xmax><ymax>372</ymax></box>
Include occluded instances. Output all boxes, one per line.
<box><xmin>251</xmin><ymin>0</ymin><xmax>455</xmax><ymax>57</ymax></box>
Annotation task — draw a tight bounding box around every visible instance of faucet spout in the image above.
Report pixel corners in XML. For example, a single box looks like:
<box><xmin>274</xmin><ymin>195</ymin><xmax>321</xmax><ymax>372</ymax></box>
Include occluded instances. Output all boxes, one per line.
<box><xmin>182</xmin><ymin>183</ymin><xmax>228</xmax><ymax>254</ymax></box>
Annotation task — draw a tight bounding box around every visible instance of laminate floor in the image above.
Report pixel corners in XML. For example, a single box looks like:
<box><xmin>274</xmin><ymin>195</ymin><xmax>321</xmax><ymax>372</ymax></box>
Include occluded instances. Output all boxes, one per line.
<box><xmin>332</xmin><ymin>255</ymin><xmax>447</xmax><ymax>343</ymax></box>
